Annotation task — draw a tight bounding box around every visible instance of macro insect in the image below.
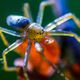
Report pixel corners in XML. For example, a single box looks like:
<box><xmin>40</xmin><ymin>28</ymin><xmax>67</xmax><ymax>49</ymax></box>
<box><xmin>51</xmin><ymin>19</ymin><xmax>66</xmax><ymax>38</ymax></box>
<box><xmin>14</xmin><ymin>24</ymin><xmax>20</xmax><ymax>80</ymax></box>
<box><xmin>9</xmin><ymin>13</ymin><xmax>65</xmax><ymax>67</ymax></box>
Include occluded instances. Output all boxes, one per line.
<box><xmin>0</xmin><ymin>1</ymin><xmax>80</xmax><ymax>80</ymax></box>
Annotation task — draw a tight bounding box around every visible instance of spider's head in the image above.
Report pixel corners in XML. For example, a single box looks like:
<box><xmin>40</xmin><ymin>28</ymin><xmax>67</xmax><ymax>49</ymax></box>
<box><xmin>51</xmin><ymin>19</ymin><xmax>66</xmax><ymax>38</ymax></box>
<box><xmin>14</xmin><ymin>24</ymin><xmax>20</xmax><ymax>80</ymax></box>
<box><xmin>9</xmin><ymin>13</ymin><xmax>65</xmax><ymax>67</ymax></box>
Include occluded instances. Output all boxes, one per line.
<box><xmin>6</xmin><ymin>15</ymin><xmax>31</xmax><ymax>30</ymax></box>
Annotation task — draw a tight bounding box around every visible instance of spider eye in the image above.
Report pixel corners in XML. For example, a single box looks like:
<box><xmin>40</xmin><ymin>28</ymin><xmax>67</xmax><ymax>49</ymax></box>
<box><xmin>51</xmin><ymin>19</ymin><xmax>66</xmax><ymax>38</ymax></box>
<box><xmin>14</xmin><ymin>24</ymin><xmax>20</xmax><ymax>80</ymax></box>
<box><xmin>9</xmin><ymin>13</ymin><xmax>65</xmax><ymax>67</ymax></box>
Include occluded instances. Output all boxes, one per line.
<box><xmin>6</xmin><ymin>15</ymin><xmax>30</xmax><ymax>29</ymax></box>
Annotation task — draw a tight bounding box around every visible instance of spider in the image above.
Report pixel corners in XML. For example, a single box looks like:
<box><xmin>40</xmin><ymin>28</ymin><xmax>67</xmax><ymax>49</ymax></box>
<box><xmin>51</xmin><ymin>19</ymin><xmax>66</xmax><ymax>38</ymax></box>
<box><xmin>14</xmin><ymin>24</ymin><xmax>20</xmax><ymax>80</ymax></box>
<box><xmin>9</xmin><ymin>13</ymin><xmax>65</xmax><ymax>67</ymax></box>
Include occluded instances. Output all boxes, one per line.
<box><xmin>0</xmin><ymin>1</ymin><xmax>80</xmax><ymax>80</ymax></box>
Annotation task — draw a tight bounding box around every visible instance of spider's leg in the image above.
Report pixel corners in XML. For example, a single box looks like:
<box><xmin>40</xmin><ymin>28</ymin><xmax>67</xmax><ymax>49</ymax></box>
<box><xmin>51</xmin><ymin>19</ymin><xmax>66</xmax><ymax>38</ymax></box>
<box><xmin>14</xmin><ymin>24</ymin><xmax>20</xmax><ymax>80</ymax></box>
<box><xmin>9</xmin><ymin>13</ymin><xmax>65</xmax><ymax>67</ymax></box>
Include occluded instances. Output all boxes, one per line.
<box><xmin>23</xmin><ymin>39</ymin><xmax>32</xmax><ymax>80</ymax></box>
<box><xmin>23</xmin><ymin>39</ymin><xmax>32</xmax><ymax>71</ymax></box>
<box><xmin>0</xmin><ymin>27</ymin><xmax>21</xmax><ymax>37</ymax></box>
<box><xmin>0</xmin><ymin>27</ymin><xmax>21</xmax><ymax>46</ymax></box>
<box><xmin>36</xmin><ymin>1</ymin><xmax>54</xmax><ymax>25</ymax></box>
<box><xmin>1</xmin><ymin>39</ymin><xmax>23</xmax><ymax>71</ymax></box>
<box><xmin>45</xmin><ymin>13</ymin><xmax>80</xmax><ymax>31</ymax></box>
<box><xmin>0</xmin><ymin>30</ymin><xmax>9</xmax><ymax>46</ymax></box>
<box><xmin>45</xmin><ymin>30</ymin><xmax>80</xmax><ymax>42</ymax></box>
<box><xmin>23</xmin><ymin>3</ymin><xmax>33</xmax><ymax>22</ymax></box>
<box><xmin>35</xmin><ymin>42</ymin><xmax>57</xmax><ymax>69</ymax></box>
<box><xmin>35</xmin><ymin>42</ymin><xmax>69</xmax><ymax>80</ymax></box>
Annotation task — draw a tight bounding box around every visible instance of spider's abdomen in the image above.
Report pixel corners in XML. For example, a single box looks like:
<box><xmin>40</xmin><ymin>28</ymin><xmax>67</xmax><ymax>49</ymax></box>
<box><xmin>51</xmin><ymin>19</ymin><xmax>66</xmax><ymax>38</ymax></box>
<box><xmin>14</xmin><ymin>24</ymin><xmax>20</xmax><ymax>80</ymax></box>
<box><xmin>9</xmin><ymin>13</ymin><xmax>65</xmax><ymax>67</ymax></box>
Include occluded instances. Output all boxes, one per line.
<box><xmin>6</xmin><ymin>15</ymin><xmax>30</xmax><ymax>29</ymax></box>
<box><xmin>27</xmin><ymin>23</ymin><xmax>44</xmax><ymax>42</ymax></box>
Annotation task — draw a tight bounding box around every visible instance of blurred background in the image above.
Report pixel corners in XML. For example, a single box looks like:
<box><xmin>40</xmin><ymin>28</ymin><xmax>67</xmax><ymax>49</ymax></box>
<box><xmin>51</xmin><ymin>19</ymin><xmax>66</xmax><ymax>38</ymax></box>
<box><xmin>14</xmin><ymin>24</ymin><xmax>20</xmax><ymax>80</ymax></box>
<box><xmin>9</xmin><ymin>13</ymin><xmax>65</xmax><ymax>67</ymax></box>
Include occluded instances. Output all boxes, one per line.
<box><xmin>0</xmin><ymin>0</ymin><xmax>80</xmax><ymax>80</ymax></box>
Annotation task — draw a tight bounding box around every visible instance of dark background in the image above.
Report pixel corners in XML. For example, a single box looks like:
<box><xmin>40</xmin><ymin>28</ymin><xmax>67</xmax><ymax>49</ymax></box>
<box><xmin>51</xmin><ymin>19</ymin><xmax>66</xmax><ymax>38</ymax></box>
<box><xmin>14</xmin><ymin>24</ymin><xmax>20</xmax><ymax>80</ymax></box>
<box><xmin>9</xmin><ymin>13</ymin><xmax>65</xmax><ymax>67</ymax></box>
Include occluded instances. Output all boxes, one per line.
<box><xmin>0</xmin><ymin>0</ymin><xmax>80</xmax><ymax>80</ymax></box>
